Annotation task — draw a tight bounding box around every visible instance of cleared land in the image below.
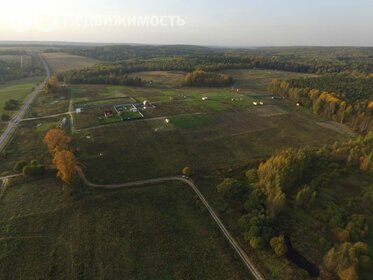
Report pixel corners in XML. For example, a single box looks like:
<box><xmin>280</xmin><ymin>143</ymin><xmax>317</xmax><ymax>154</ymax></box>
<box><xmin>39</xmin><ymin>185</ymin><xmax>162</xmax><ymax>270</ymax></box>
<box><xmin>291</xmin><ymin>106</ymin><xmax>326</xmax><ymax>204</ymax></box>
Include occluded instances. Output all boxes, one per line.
<box><xmin>0</xmin><ymin>77</ymin><xmax>43</xmax><ymax>130</ymax></box>
<box><xmin>128</xmin><ymin>71</ymin><xmax>185</xmax><ymax>87</ymax></box>
<box><xmin>43</xmin><ymin>52</ymin><xmax>100</xmax><ymax>72</ymax></box>
<box><xmin>0</xmin><ymin>177</ymin><xmax>250</xmax><ymax>279</ymax></box>
<box><xmin>222</xmin><ymin>69</ymin><xmax>317</xmax><ymax>91</ymax></box>
<box><xmin>1</xmin><ymin>76</ymin><xmax>350</xmax><ymax>180</ymax></box>
<box><xmin>0</xmin><ymin>69</ymin><xmax>357</xmax><ymax>280</ymax></box>
<box><xmin>0</xmin><ymin>54</ymin><xmax>32</xmax><ymax>64</ymax></box>
<box><xmin>63</xmin><ymin>82</ymin><xmax>349</xmax><ymax>183</ymax></box>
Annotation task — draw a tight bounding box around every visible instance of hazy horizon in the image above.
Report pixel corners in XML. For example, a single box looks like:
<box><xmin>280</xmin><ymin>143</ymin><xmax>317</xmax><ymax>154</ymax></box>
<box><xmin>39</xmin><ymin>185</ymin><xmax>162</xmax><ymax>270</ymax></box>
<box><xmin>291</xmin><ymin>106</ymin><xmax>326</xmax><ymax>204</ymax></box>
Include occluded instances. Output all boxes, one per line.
<box><xmin>0</xmin><ymin>0</ymin><xmax>373</xmax><ymax>47</ymax></box>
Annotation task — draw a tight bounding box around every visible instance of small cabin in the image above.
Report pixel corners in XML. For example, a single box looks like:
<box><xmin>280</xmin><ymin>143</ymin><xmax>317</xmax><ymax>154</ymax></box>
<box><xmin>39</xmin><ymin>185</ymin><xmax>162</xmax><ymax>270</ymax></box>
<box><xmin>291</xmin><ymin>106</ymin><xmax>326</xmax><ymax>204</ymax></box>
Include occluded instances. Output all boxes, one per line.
<box><xmin>202</xmin><ymin>97</ymin><xmax>208</xmax><ymax>101</ymax></box>
<box><xmin>104</xmin><ymin>110</ymin><xmax>113</xmax><ymax>117</ymax></box>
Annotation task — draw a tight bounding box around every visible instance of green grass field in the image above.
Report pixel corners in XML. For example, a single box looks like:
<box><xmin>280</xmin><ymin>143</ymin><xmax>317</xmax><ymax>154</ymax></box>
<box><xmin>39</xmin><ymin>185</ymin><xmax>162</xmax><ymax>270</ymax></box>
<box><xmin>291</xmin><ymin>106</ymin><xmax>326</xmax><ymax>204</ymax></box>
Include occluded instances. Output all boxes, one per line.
<box><xmin>0</xmin><ymin>68</ymin><xmax>360</xmax><ymax>280</ymax></box>
<box><xmin>0</xmin><ymin>54</ymin><xmax>32</xmax><ymax>64</ymax></box>
<box><xmin>0</xmin><ymin>119</ymin><xmax>57</xmax><ymax>176</ymax></box>
<box><xmin>0</xmin><ymin>77</ymin><xmax>43</xmax><ymax>130</ymax></box>
<box><xmin>43</xmin><ymin>52</ymin><xmax>100</xmax><ymax>72</ymax></box>
<box><xmin>120</xmin><ymin>111</ymin><xmax>144</xmax><ymax>120</ymax></box>
<box><xmin>127</xmin><ymin>71</ymin><xmax>185</xmax><ymax>87</ymax></box>
<box><xmin>74</xmin><ymin>104</ymin><xmax>346</xmax><ymax>183</ymax></box>
<box><xmin>222</xmin><ymin>69</ymin><xmax>317</xmax><ymax>91</ymax></box>
<box><xmin>0</xmin><ymin>177</ymin><xmax>250</xmax><ymax>279</ymax></box>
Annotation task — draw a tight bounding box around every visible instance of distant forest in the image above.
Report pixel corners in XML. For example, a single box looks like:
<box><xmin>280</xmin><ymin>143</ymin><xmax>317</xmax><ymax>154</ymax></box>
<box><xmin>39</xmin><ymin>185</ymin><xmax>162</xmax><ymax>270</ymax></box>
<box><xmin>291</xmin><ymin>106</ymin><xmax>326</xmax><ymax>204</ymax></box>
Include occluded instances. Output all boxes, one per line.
<box><xmin>0</xmin><ymin>52</ymin><xmax>44</xmax><ymax>83</ymax></box>
<box><xmin>62</xmin><ymin>45</ymin><xmax>373</xmax><ymax>73</ymax></box>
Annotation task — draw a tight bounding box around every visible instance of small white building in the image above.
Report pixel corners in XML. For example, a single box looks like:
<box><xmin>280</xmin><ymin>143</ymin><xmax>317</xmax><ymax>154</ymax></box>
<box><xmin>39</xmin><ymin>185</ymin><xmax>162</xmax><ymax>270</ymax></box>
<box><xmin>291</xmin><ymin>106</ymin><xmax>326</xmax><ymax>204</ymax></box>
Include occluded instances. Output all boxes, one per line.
<box><xmin>165</xmin><ymin>118</ymin><xmax>170</xmax><ymax>124</ymax></box>
<box><xmin>259</xmin><ymin>102</ymin><xmax>264</xmax><ymax>105</ymax></box>
<box><xmin>253</xmin><ymin>102</ymin><xmax>258</xmax><ymax>106</ymax></box>
<box><xmin>202</xmin><ymin>97</ymin><xmax>208</xmax><ymax>101</ymax></box>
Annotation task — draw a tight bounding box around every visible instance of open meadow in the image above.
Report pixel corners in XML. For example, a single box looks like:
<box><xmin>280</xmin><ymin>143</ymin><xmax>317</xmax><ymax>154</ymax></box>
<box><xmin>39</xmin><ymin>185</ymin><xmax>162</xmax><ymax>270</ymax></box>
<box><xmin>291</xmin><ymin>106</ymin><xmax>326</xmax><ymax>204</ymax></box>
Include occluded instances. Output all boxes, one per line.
<box><xmin>0</xmin><ymin>77</ymin><xmax>43</xmax><ymax>130</ymax></box>
<box><xmin>0</xmin><ymin>177</ymin><xmax>250</xmax><ymax>279</ymax></box>
<box><xmin>61</xmin><ymin>75</ymin><xmax>350</xmax><ymax>183</ymax></box>
<box><xmin>0</xmin><ymin>68</ymin><xmax>358</xmax><ymax>280</ymax></box>
<box><xmin>127</xmin><ymin>71</ymin><xmax>185</xmax><ymax>87</ymax></box>
<box><xmin>43</xmin><ymin>52</ymin><xmax>100</xmax><ymax>72</ymax></box>
<box><xmin>222</xmin><ymin>69</ymin><xmax>317</xmax><ymax>91</ymax></box>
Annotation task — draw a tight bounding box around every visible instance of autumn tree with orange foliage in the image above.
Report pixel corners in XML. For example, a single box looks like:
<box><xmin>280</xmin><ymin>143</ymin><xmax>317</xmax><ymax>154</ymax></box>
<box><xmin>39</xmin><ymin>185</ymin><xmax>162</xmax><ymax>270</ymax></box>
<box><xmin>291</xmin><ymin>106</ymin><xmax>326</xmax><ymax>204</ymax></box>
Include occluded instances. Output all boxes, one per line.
<box><xmin>53</xmin><ymin>150</ymin><xmax>77</xmax><ymax>184</ymax></box>
<box><xmin>44</xmin><ymin>128</ymin><xmax>78</xmax><ymax>185</ymax></box>
<box><xmin>45</xmin><ymin>75</ymin><xmax>58</xmax><ymax>94</ymax></box>
<box><xmin>43</xmin><ymin>129</ymin><xmax>71</xmax><ymax>155</ymax></box>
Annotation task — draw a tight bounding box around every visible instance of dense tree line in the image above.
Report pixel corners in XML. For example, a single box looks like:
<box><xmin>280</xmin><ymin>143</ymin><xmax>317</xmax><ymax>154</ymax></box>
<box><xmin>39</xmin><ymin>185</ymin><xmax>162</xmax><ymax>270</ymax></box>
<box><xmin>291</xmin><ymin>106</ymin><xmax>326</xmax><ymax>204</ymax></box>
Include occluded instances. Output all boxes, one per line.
<box><xmin>289</xmin><ymin>75</ymin><xmax>373</xmax><ymax>102</ymax></box>
<box><xmin>181</xmin><ymin>70</ymin><xmax>234</xmax><ymax>87</ymax></box>
<box><xmin>236</xmin><ymin>133</ymin><xmax>373</xmax><ymax>279</ymax></box>
<box><xmin>60</xmin><ymin>69</ymin><xmax>145</xmax><ymax>86</ymax></box>
<box><xmin>0</xmin><ymin>54</ymin><xmax>44</xmax><ymax>83</ymax></box>
<box><xmin>64</xmin><ymin>45</ymin><xmax>373</xmax><ymax>74</ymax></box>
<box><xmin>269</xmin><ymin>78</ymin><xmax>373</xmax><ymax>132</ymax></box>
<box><xmin>59</xmin><ymin>46</ymin><xmax>373</xmax><ymax>88</ymax></box>
<box><xmin>217</xmin><ymin>132</ymin><xmax>373</xmax><ymax>279</ymax></box>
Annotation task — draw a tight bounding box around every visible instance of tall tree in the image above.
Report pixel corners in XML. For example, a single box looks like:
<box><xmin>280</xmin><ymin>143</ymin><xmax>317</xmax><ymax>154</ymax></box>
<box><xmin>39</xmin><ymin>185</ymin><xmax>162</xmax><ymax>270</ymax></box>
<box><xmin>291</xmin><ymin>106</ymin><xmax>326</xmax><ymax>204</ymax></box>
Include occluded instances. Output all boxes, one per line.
<box><xmin>53</xmin><ymin>150</ymin><xmax>77</xmax><ymax>184</ymax></box>
<box><xmin>43</xmin><ymin>129</ymin><xmax>71</xmax><ymax>155</ymax></box>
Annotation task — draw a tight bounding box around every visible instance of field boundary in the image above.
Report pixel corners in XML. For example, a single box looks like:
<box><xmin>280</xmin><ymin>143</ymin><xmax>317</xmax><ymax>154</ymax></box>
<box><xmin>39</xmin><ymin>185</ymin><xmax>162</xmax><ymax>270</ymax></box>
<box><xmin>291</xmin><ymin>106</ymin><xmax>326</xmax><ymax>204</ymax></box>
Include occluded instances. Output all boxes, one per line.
<box><xmin>76</xmin><ymin>167</ymin><xmax>265</xmax><ymax>280</ymax></box>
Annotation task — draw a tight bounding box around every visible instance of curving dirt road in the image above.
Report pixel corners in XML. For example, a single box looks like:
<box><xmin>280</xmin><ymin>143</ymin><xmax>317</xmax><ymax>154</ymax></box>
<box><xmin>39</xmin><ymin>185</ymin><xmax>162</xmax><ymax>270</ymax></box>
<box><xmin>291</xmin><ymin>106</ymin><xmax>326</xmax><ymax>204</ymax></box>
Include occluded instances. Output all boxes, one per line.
<box><xmin>0</xmin><ymin>54</ymin><xmax>50</xmax><ymax>152</ymax></box>
<box><xmin>77</xmin><ymin>168</ymin><xmax>265</xmax><ymax>280</ymax></box>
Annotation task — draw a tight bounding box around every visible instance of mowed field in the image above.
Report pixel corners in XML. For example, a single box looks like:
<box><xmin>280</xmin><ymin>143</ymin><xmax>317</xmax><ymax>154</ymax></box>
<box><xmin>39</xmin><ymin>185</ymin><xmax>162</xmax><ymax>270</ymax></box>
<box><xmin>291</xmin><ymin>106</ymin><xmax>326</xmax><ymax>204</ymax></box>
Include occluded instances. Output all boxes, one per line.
<box><xmin>0</xmin><ymin>70</ymin><xmax>349</xmax><ymax>181</ymax></box>
<box><xmin>222</xmin><ymin>69</ymin><xmax>317</xmax><ymax>91</ymax></box>
<box><xmin>128</xmin><ymin>71</ymin><xmax>185</xmax><ymax>87</ymax></box>
<box><xmin>0</xmin><ymin>177</ymin><xmax>250</xmax><ymax>280</ymax></box>
<box><xmin>65</xmin><ymin>79</ymin><xmax>349</xmax><ymax>183</ymax></box>
<box><xmin>0</xmin><ymin>77</ymin><xmax>43</xmax><ymax>130</ymax></box>
<box><xmin>0</xmin><ymin>54</ymin><xmax>32</xmax><ymax>64</ymax></box>
<box><xmin>43</xmin><ymin>52</ymin><xmax>100</xmax><ymax>72</ymax></box>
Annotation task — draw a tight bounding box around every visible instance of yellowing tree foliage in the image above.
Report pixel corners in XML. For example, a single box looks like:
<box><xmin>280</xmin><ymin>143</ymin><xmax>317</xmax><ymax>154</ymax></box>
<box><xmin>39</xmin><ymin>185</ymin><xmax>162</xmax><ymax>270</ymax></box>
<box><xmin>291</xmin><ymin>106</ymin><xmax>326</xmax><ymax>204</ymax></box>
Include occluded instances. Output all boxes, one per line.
<box><xmin>43</xmin><ymin>129</ymin><xmax>71</xmax><ymax>155</ymax></box>
<box><xmin>53</xmin><ymin>150</ymin><xmax>77</xmax><ymax>184</ymax></box>
<box><xmin>257</xmin><ymin>148</ymin><xmax>310</xmax><ymax>217</ymax></box>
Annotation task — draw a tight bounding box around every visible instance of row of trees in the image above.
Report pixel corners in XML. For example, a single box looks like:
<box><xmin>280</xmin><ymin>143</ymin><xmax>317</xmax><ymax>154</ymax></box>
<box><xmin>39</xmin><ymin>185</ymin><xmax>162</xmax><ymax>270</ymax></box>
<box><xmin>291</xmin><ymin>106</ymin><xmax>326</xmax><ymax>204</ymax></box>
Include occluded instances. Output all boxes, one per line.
<box><xmin>43</xmin><ymin>129</ymin><xmax>78</xmax><ymax>185</ymax></box>
<box><xmin>181</xmin><ymin>70</ymin><xmax>234</xmax><ymax>87</ymax></box>
<box><xmin>60</xmin><ymin>69</ymin><xmax>145</xmax><ymax>86</ymax></box>
<box><xmin>268</xmin><ymin>79</ymin><xmax>373</xmax><ymax>132</ymax></box>
<box><xmin>14</xmin><ymin>159</ymin><xmax>45</xmax><ymax>177</ymax></box>
<box><xmin>234</xmin><ymin>133</ymin><xmax>373</xmax><ymax>279</ymax></box>
<box><xmin>4</xmin><ymin>99</ymin><xmax>19</xmax><ymax>111</ymax></box>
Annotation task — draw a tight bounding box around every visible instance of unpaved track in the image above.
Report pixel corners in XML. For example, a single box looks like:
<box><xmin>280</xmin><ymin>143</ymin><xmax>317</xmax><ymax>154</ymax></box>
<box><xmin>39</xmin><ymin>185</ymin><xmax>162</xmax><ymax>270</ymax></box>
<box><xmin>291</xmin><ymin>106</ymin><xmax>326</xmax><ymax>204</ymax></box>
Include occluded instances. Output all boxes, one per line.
<box><xmin>77</xmin><ymin>168</ymin><xmax>265</xmax><ymax>280</ymax></box>
<box><xmin>0</xmin><ymin>54</ymin><xmax>50</xmax><ymax>152</ymax></box>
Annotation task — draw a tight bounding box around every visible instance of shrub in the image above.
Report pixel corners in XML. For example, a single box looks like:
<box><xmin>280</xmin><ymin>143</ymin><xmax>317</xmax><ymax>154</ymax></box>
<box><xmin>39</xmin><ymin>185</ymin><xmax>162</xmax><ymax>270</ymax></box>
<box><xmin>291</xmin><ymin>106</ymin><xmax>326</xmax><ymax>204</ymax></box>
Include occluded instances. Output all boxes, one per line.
<box><xmin>250</xmin><ymin>237</ymin><xmax>265</xmax><ymax>250</ymax></box>
<box><xmin>22</xmin><ymin>162</ymin><xmax>45</xmax><ymax>177</ymax></box>
<box><xmin>4</xmin><ymin>99</ymin><xmax>19</xmax><ymax>110</ymax></box>
<box><xmin>217</xmin><ymin>178</ymin><xmax>248</xmax><ymax>202</ymax></box>
<box><xmin>1</xmin><ymin>113</ymin><xmax>10</xmax><ymax>121</ymax></box>
<box><xmin>294</xmin><ymin>185</ymin><xmax>317</xmax><ymax>209</ymax></box>
<box><xmin>359</xmin><ymin>255</ymin><xmax>371</xmax><ymax>270</ymax></box>
<box><xmin>182</xmin><ymin>166</ymin><xmax>191</xmax><ymax>176</ymax></box>
<box><xmin>245</xmin><ymin>168</ymin><xmax>258</xmax><ymax>183</ymax></box>
<box><xmin>270</xmin><ymin>236</ymin><xmax>287</xmax><ymax>256</ymax></box>
<box><xmin>14</xmin><ymin>160</ymin><xmax>28</xmax><ymax>172</ymax></box>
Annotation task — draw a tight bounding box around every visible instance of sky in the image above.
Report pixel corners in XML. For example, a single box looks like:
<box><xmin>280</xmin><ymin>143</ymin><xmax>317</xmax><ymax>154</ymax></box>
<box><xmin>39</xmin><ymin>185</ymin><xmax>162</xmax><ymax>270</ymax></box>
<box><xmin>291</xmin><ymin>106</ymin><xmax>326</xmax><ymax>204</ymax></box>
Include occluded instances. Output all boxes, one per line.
<box><xmin>0</xmin><ymin>0</ymin><xmax>373</xmax><ymax>46</ymax></box>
